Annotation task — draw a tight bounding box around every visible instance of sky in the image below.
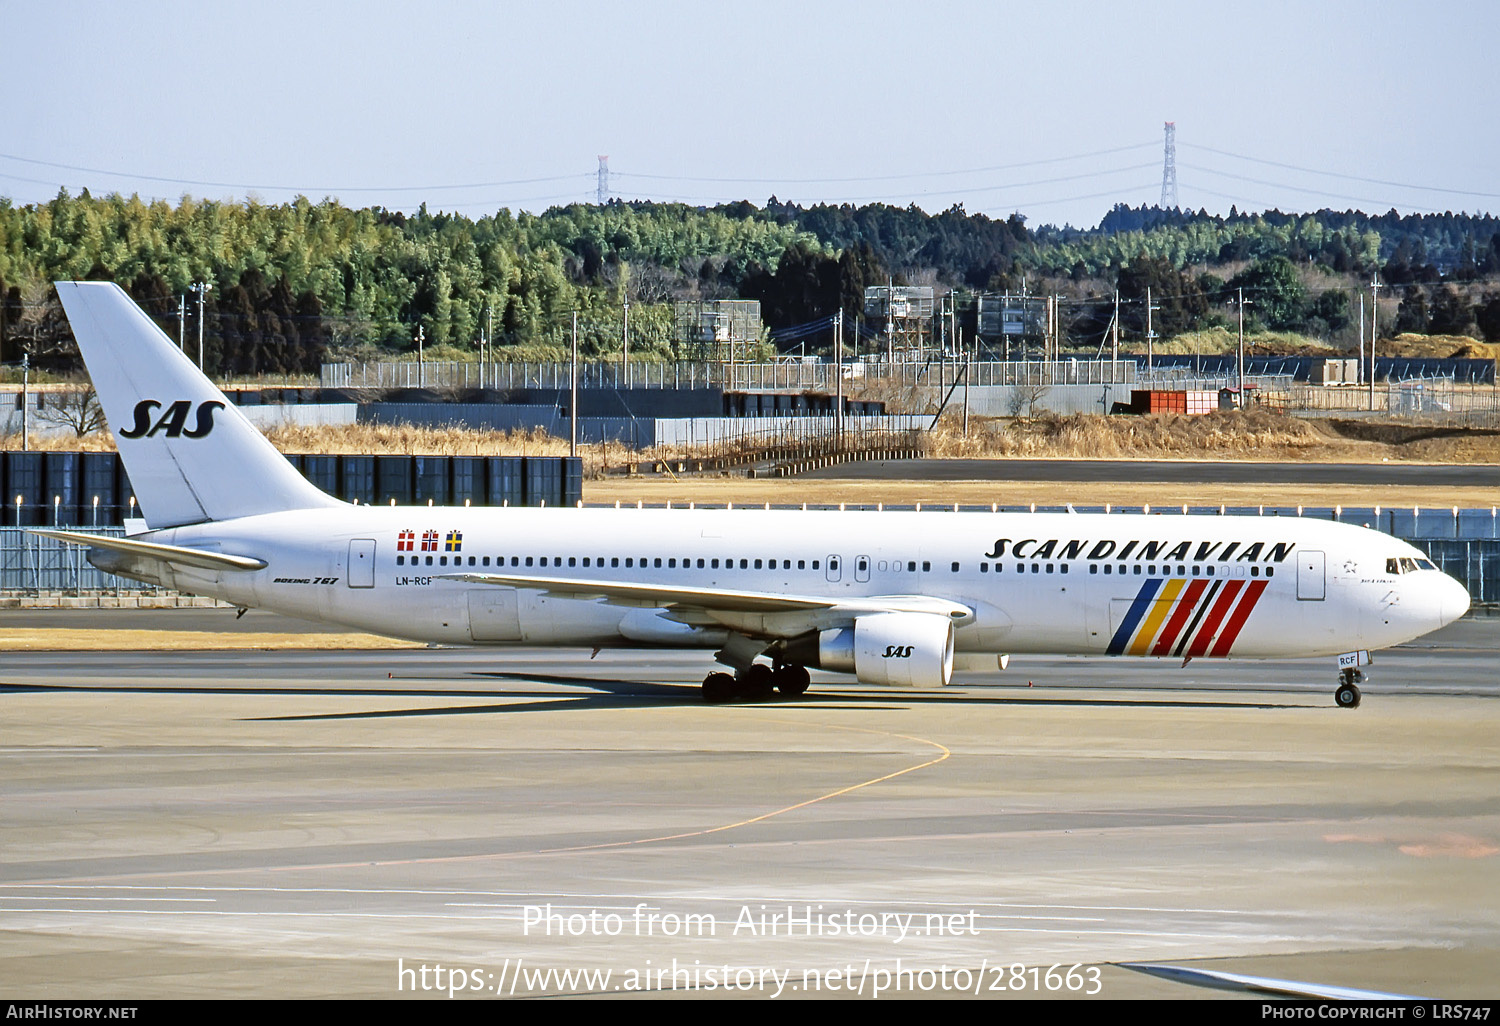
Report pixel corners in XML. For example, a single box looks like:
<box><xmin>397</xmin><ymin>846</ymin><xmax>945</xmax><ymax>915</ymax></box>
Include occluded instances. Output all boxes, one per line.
<box><xmin>2</xmin><ymin>0</ymin><xmax>1497</xmax><ymax>229</ymax></box>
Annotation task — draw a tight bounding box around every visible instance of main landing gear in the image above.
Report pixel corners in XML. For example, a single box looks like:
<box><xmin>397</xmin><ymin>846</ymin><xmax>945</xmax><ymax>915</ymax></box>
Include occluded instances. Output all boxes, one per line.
<box><xmin>1335</xmin><ymin>667</ymin><xmax>1364</xmax><ymax>709</ymax></box>
<box><xmin>702</xmin><ymin>663</ymin><xmax>811</xmax><ymax>704</ymax></box>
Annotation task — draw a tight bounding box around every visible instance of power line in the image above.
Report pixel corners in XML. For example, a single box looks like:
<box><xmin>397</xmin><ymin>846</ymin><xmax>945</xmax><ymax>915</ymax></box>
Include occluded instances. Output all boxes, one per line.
<box><xmin>1180</xmin><ymin>143</ymin><xmax>1500</xmax><ymax>201</ymax></box>
<box><xmin>0</xmin><ymin>151</ymin><xmax>591</xmax><ymax>193</ymax></box>
<box><xmin>1180</xmin><ymin>163</ymin><xmax>1452</xmax><ymax>213</ymax></box>
<box><xmin>609</xmin><ymin>164</ymin><xmax>1158</xmax><ymax>208</ymax></box>
<box><xmin>612</xmin><ymin>142</ymin><xmax>1160</xmax><ymax>185</ymax></box>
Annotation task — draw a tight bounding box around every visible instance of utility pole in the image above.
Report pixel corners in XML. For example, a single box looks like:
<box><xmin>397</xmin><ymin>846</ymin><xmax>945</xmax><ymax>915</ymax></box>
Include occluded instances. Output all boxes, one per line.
<box><xmin>1235</xmin><ymin>286</ymin><xmax>1252</xmax><ymax>405</ymax></box>
<box><xmin>1145</xmin><ymin>286</ymin><xmax>1159</xmax><ymax>374</ymax></box>
<box><xmin>20</xmin><ymin>352</ymin><xmax>28</xmax><ymax>452</ymax></box>
<box><xmin>835</xmin><ymin>307</ymin><xmax>844</xmax><ymax>450</ymax></box>
<box><xmin>1357</xmin><ymin>292</ymin><xmax>1365</xmax><ymax>389</ymax></box>
<box><xmin>415</xmin><ymin>325</ymin><xmax>425</xmax><ymax>387</ymax></box>
<box><xmin>191</xmin><ymin>281</ymin><xmax>212</xmax><ymax>371</ymax></box>
<box><xmin>1369</xmin><ymin>274</ymin><xmax>1383</xmax><ymax>411</ymax></box>
<box><xmin>622</xmin><ymin>299</ymin><xmax>630</xmax><ymax>388</ymax></box>
<box><xmin>1112</xmin><ymin>289</ymin><xmax>1120</xmax><ymax>382</ymax></box>
<box><xmin>178</xmin><ymin>295</ymin><xmax>186</xmax><ymax>349</ymax></box>
<box><xmin>570</xmin><ymin>311</ymin><xmax>579</xmax><ymax>457</ymax></box>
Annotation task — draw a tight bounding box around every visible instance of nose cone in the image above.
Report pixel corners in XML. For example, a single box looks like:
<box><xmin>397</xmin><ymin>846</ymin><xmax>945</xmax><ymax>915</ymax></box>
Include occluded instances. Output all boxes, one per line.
<box><xmin>1440</xmin><ymin>574</ymin><xmax>1471</xmax><ymax>627</ymax></box>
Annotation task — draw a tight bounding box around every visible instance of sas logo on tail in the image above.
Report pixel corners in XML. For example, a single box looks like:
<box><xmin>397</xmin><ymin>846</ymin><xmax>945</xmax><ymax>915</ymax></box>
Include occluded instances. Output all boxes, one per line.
<box><xmin>119</xmin><ymin>400</ymin><xmax>225</xmax><ymax>439</ymax></box>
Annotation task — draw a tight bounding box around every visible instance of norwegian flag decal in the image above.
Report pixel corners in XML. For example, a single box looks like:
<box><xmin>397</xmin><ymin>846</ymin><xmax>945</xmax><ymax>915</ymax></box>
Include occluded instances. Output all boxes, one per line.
<box><xmin>421</xmin><ymin>530</ymin><xmax>440</xmax><ymax>552</ymax></box>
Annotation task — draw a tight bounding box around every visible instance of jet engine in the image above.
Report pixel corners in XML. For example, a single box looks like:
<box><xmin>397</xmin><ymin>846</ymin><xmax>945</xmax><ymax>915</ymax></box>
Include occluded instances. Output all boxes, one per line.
<box><xmin>783</xmin><ymin>612</ymin><xmax>955</xmax><ymax>688</ymax></box>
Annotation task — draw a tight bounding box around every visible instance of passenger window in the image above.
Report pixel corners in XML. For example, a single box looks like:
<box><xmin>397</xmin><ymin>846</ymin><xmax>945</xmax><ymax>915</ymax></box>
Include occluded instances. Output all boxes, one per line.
<box><xmin>924</xmin><ymin>561</ymin><xmax>931</xmax><ymax>572</ymax></box>
<box><xmin>525</xmin><ymin>556</ymin><xmax>533</xmax><ymax>567</ymax></box>
<box><xmin>611</xmin><ymin>557</ymin><xmax>619</xmax><ymax>568</ymax></box>
<box><xmin>798</xmin><ymin>560</ymin><xmax>805</xmax><ymax>570</ymax></box>
<box><xmin>908</xmin><ymin>561</ymin><xmax>916</xmax><ymax>572</ymax></box>
<box><xmin>1016</xmin><ymin>562</ymin><xmax>1024</xmax><ymax>573</ymax></box>
<box><xmin>426</xmin><ymin>556</ymin><xmax>433</xmax><ymax>566</ymax></box>
<box><xmin>950</xmin><ymin>562</ymin><xmax>958</xmax><ymax>572</ymax></box>
<box><xmin>397</xmin><ymin>555</ymin><xmax>405</xmax><ymax>566</ymax></box>
<box><xmin>981</xmin><ymin>563</ymin><xmax>989</xmax><ymax>574</ymax></box>
<box><xmin>1251</xmin><ymin>566</ymin><xmax>1259</xmax><ymax>577</ymax></box>
<box><xmin>1061</xmin><ymin>564</ymin><xmax>1068</xmax><ymax>574</ymax></box>
<box><xmin>1045</xmin><ymin>564</ymin><xmax>1053</xmax><ymax>574</ymax></box>
<box><xmin>569</xmin><ymin>557</ymin><xmax>577</xmax><ymax>567</ymax></box>
<box><xmin>1267</xmin><ymin>567</ymin><xmax>1275</xmax><ymax>577</ymax></box>
<box><xmin>625</xmin><ymin>558</ymin><xmax>633</xmax><ymax>568</ymax></box>
<box><xmin>1132</xmin><ymin>565</ymin><xmax>1141</xmax><ymax>575</ymax></box>
<box><xmin>711</xmin><ymin>558</ymin><xmax>719</xmax><ymax>569</ymax></box>
<box><xmin>1104</xmin><ymin>565</ymin><xmax>1111</xmax><ymax>574</ymax></box>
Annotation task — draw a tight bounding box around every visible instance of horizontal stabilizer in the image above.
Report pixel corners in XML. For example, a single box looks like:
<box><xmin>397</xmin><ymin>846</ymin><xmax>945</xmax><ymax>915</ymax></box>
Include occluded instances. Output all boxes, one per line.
<box><xmin>31</xmin><ymin>529</ymin><xmax>267</xmax><ymax>572</ymax></box>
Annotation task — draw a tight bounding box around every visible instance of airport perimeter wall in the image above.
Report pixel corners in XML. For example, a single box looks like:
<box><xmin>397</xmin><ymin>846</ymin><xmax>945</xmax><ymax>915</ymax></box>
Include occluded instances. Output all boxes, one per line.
<box><xmin>0</xmin><ymin>452</ymin><xmax>583</xmax><ymax>527</ymax></box>
<box><xmin>4</xmin><ymin>504</ymin><xmax>1498</xmax><ymax>605</ymax></box>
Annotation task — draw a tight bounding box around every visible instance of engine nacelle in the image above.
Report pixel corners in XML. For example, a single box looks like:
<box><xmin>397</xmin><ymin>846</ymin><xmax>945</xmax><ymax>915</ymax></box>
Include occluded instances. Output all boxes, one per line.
<box><xmin>788</xmin><ymin>612</ymin><xmax>955</xmax><ymax>688</ymax></box>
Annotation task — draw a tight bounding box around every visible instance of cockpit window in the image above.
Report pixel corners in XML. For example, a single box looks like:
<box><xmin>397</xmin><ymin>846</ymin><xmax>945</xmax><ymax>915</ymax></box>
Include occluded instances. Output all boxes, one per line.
<box><xmin>1388</xmin><ymin>556</ymin><xmax>1438</xmax><ymax>575</ymax></box>
<box><xmin>1387</xmin><ymin>557</ymin><xmax>1400</xmax><ymax>575</ymax></box>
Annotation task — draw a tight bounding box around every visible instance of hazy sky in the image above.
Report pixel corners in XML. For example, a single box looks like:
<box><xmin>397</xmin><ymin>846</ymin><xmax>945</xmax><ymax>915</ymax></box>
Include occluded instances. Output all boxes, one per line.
<box><xmin>3</xmin><ymin>0</ymin><xmax>1495</xmax><ymax>228</ymax></box>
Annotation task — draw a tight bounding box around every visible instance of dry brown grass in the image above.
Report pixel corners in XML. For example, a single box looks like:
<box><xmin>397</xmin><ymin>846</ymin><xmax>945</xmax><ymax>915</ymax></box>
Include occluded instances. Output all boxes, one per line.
<box><xmin>923</xmin><ymin>408</ymin><xmax>1340</xmax><ymax>461</ymax></box>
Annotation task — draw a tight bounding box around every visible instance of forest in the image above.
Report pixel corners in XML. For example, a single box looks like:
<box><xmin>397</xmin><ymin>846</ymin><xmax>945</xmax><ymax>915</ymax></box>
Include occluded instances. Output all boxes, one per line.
<box><xmin>3</xmin><ymin>189</ymin><xmax>1499</xmax><ymax>375</ymax></box>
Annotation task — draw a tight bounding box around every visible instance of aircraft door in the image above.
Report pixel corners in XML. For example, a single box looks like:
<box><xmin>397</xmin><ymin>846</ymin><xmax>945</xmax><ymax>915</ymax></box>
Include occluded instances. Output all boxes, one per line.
<box><xmin>348</xmin><ymin>539</ymin><xmax>376</xmax><ymax>588</ymax></box>
<box><xmin>826</xmin><ymin>555</ymin><xmax>842</xmax><ymax>582</ymax></box>
<box><xmin>854</xmin><ymin>555</ymin><xmax>871</xmax><ymax>583</ymax></box>
<box><xmin>1297</xmin><ymin>549</ymin><xmax>1325</xmax><ymax>601</ymax></box>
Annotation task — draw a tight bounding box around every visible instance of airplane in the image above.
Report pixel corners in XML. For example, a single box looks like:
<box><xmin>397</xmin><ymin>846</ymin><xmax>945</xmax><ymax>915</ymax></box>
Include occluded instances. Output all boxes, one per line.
<box><xmin>36</xmin><ymin>281</ymin><xmax>1470</xmax><ymax>708</ymax></box>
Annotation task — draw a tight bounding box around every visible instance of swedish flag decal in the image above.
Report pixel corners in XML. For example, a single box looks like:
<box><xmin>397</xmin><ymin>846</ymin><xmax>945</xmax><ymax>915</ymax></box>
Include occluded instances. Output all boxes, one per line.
<box><xmin>445</xmin><ymin>530</ymin><xmax>463</xmax><ymax>552</ymax></box>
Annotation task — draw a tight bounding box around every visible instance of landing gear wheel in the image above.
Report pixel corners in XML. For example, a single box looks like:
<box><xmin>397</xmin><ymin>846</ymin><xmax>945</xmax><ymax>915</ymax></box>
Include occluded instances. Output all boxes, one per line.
<box><xmin>703</xmin><ymin>672</ymin><xmax>736</xmax><ymax>704</ymax></box>
<box><xmin>739</xmin><ymin>663</ymin><xmax>776</xmax><ymax>701</ymax></box>
<box><xmin>773</xmin><ymin>664</ymin><xmax>811</xmax><ymax>697</ymax></box>
<box><xmin>1335</xmin><ymin>682</ymin><xmax>1362</xmax><ymax>709</ymax></box>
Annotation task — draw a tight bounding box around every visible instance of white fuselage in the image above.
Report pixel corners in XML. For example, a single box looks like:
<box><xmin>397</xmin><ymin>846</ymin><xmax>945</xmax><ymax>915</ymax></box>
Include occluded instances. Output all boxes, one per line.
<box><xmin>130</xmin><ymin>506</ymin><xmax>1467</xmax><ymax>662</ymax></box>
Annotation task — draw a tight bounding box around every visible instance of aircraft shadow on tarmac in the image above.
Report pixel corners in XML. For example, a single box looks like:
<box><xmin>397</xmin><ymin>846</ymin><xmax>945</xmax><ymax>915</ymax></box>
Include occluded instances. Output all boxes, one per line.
<box><xmin>0</xmin><ymin>674</ymin><xmax>1305</xmax><ymax>719</ymax></box>
<box><xmin>253</xmin><ymin>670</ymin><xmax>1304</xmax><ymax>721</ymax></box>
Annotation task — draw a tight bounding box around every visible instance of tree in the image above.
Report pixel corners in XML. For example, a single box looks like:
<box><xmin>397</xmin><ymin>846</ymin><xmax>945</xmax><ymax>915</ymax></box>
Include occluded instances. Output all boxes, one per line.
<box><xmin>1427</xmin><ymin>285</ymin><xmax>1475</xmax><ymax>337</ymax></box>
<box><xmin>34</xmin><ymin>380</ymin><xmax>106</xmax><ymax>437</ymax></box>
<box><xmin>1227</xmin><ymin>257</ymin><xmax>1307</xmax><ymax>330</ymax></box>
<box><xmin>1394</xmin><ymin>286</ymin><xmax>1429</xmax><ymax>334</ymax></box>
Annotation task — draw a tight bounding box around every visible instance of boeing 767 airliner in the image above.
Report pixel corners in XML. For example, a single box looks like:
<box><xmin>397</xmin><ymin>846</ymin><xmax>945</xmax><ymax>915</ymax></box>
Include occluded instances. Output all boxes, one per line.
<box><xmin>37</xmin><ymin>282</ymin><xmax>1470</xmax><ymax>707</ymax></box>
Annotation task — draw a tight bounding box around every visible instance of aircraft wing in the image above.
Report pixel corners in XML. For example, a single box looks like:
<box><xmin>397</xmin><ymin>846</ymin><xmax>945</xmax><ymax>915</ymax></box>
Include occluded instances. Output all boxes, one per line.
<box><xmin>30</xmin><ymin>529</ymin><xmax>268</xmax><ymax>572</ymax></box>
<box><xmin>1117</xmin><ymin>962</ymin><xmax>1427</xmax><ymax>1001</ymax></box>
<box><xmin>440</xmin><ymin>572</ymin><xmax>971</xmax><ymax>622</ymax></box>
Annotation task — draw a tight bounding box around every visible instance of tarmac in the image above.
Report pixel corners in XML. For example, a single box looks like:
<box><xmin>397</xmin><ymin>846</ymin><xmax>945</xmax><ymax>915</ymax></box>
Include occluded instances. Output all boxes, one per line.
<box><xmin>1</xmin><ymin>611</ymin><xmax>1496</xmax><ymax>999</ymax></box>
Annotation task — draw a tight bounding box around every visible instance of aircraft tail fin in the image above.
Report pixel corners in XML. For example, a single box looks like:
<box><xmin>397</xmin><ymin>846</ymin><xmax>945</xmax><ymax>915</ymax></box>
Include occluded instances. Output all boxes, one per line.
<box><xmin>54</xmin><ymin>281</ymin><xmax>342</xmax><ymax>528</ymax></box>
